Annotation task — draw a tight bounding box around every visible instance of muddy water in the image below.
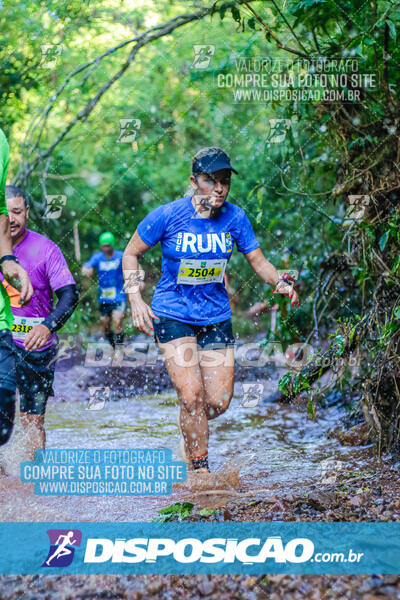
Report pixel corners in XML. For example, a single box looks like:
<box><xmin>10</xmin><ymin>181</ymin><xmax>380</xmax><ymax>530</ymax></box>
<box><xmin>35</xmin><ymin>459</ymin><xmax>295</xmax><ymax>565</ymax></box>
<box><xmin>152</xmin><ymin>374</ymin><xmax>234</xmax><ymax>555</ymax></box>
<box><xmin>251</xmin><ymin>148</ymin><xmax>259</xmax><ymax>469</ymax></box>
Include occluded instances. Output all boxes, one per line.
<box><xmin>0</xmin><ymin>364</ymin><xmax>375</xmax><ymax>522</ymax></box>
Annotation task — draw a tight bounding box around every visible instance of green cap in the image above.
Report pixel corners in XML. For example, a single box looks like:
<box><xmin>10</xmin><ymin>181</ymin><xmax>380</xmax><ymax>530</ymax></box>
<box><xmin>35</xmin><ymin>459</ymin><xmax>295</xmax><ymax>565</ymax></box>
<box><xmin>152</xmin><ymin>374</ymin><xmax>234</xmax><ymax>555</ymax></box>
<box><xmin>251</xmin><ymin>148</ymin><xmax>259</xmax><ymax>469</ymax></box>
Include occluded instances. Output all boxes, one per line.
<box><xmin>99</xmin><ymin>232</ymin><xmax>115</xmax><ymax>246</ymax></box>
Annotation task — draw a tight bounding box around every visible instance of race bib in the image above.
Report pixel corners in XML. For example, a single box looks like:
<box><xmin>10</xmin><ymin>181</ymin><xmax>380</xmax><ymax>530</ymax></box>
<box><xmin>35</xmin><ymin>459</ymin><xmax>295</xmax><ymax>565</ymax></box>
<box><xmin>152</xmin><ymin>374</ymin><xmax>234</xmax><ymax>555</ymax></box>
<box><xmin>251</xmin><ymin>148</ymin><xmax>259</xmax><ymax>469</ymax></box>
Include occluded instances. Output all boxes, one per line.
<box><xmin>100</xmin><ymin>287</ymin><xmax>117</xmax><ymax>300</ymax></box>
<box><xmin>11</xmin><ymin>315</ymin><xmax>44</xmax><ymax>341</ymax></box>
<box><xmin>177</xmin><ymin>259</ymin><xmax>227</xmax><ymax>285</ymax></box>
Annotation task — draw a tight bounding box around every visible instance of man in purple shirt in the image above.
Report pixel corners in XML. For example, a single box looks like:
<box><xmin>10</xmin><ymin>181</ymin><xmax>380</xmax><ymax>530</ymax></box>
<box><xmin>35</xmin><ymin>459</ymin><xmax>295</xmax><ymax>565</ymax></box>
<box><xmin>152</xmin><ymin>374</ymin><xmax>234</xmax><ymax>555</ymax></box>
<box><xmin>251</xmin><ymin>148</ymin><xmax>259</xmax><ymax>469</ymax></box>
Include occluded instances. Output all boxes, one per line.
<box><xmin>1</xmin><ymin>186</ymin><xmax>79</xmax><ymax>455</ymax></box>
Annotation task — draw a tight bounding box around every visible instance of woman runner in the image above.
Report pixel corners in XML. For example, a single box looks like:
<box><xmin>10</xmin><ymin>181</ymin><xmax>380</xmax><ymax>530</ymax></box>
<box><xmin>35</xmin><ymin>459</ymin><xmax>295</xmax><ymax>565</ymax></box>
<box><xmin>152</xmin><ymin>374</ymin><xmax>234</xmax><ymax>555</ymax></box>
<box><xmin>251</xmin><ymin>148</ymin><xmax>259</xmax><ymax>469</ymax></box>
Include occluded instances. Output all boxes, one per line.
<box><xmin>123</xmin><ymin>147</ymin><xmax>300</xmax><ymax>473</ymax></box>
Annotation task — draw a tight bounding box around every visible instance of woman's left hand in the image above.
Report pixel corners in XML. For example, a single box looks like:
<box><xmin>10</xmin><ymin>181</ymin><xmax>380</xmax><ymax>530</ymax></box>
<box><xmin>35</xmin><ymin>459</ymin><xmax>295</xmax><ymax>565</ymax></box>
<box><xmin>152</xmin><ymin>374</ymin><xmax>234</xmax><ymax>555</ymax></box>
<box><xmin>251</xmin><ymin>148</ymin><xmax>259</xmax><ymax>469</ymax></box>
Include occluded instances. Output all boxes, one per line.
<box><xmin>273</xmin><ymin>277</ymin><xmax>300</xmax><ymax>307</ymax></box>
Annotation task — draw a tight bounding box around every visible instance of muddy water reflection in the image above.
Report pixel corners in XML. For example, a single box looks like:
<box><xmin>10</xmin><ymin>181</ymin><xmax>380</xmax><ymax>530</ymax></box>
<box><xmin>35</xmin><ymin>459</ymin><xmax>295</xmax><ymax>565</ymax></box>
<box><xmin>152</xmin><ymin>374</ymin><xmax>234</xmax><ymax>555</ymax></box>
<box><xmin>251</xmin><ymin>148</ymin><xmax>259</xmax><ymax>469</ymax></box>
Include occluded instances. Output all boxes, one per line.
<box><xmin>0</xmin><ymin>367</ymin><xmax>375</xmax><ymax>522</ymax></box>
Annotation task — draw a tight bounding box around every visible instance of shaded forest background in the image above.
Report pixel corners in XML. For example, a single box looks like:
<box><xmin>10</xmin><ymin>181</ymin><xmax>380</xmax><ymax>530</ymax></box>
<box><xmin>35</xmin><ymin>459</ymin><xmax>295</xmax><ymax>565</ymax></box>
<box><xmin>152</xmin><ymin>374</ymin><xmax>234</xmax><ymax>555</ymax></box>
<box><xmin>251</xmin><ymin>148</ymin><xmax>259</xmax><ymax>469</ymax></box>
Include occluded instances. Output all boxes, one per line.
<box><xmin>1</xmin><ymin>0</ymin><xmax>399</xmax><ymax>452</ymax></box>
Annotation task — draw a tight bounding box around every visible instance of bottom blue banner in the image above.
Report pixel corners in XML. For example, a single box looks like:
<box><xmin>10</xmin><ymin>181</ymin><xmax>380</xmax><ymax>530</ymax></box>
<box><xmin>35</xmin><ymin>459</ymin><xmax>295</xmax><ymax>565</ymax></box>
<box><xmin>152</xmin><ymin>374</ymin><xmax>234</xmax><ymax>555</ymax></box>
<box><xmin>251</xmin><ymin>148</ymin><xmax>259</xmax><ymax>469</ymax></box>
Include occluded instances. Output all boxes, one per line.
<box><xmin>0</xmin><ymin>522</ymin><xmax>399</xmax><ymax>574</ymax></box>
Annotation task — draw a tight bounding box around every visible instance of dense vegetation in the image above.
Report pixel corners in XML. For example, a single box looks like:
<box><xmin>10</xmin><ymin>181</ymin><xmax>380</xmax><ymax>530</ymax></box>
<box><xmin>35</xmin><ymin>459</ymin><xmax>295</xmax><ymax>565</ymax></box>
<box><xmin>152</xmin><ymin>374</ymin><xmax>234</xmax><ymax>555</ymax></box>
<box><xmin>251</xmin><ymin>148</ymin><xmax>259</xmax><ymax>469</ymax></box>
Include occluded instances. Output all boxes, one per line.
<box><xmin>2</xmin><ymin>0</ymin><xmax>399</xmax><ymax>452</ymax></box>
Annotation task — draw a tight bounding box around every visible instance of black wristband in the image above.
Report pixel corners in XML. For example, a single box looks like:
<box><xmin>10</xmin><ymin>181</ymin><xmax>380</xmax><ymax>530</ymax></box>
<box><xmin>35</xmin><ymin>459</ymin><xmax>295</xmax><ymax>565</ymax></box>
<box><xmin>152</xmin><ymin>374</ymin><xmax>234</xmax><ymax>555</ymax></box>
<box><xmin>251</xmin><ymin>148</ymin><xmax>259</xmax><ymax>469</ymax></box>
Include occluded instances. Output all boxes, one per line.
<box><xmin>0</xmin><ymin>255</ymin><xmax>19</xmax><ymax>266</ymax></box>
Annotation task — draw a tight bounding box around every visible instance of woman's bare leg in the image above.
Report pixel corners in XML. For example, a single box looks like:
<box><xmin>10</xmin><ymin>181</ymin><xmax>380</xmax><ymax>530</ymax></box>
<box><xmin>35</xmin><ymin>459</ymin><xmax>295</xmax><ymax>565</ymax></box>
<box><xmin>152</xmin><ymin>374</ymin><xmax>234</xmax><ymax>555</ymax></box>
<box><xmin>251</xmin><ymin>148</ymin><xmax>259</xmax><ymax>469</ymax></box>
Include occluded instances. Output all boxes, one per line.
<box><xmin>198</xmin><ymin>348</ymin><xmax>235</xmax><ymax>419</ymax></box>
<box><xmin>156</xmin><ymin>336</ymin><xmax>208</xmax><ymax>459</ymax></box>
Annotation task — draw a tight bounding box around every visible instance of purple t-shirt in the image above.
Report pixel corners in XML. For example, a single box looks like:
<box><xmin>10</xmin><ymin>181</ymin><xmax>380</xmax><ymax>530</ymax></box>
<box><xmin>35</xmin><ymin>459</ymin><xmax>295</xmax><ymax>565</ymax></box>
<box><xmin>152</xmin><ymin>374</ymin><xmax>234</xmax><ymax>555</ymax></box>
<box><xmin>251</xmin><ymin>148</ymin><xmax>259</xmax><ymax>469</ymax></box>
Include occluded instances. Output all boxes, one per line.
<box><xmin>0</xmin><ymin>229</ymin><xmax>75</xmax><ymax>350</ymax></box>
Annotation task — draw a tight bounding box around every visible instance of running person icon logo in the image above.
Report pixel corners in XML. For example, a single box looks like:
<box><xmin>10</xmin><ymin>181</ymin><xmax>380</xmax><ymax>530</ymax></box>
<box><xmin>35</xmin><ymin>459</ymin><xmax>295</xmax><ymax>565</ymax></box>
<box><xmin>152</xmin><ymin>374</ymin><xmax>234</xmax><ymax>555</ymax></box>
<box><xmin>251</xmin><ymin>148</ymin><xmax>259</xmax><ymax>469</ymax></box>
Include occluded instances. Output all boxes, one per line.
<box><xmin>42</xmin><ymin>529</ymin><xmax>82</xmax><ymax>567</ymax></box>
<box><xmin>192</xmin><ymin>45</ymin><xmax>215</xmax><ymax>69</ymax></box>
<box><xmin>267</xmin><ymin>118</ymin><xmax>291</xmax><ymax>143</ymax></box>
<box><xmin>241</xmin><ymin>383</ymin><xmax>264</xmax><ymax>407</ymax></box>
<box><xmin>117</xmin><ymin>118</ymin><xmax>141</xmax><ymax>143</ymax></box>
<box><xmin>43</xmin><ymin>194</ymin><xmax>67</xmax><ymax>219</ymax></box>
<box><xmin>40</xmin><ymin>45</ymin><xmax>63</xmax><ymax>68</ymax></box>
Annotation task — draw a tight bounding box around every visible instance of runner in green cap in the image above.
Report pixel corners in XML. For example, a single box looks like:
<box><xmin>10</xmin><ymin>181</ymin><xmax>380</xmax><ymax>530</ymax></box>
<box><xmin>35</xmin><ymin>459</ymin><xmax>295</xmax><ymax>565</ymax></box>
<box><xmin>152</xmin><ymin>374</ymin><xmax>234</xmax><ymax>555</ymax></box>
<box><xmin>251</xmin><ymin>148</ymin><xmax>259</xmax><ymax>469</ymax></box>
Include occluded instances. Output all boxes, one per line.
<box><xmin>82</xmin><ymin>232</ymin><xmax>127</xmax><ymax>348</ymax></box>
<box><xmin>99</xmin><ymin>232</ymin><xmax>115</xmax><ymax>246</ymax></box>
<box><xmin>0</xmin><ymin>128</ymin><xmax>33</xmax><ymax>446</ymax></box>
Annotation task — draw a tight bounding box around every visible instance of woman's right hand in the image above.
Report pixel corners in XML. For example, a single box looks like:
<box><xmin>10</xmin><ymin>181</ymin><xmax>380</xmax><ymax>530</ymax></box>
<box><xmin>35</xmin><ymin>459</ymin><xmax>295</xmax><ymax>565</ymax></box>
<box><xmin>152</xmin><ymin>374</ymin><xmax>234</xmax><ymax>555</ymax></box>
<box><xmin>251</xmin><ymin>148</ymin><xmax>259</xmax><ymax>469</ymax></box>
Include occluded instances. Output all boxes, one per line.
<box><xmin>130</xmin><ymin>298</ymin><xmax>159</xmax><ymax>336</ymax></box>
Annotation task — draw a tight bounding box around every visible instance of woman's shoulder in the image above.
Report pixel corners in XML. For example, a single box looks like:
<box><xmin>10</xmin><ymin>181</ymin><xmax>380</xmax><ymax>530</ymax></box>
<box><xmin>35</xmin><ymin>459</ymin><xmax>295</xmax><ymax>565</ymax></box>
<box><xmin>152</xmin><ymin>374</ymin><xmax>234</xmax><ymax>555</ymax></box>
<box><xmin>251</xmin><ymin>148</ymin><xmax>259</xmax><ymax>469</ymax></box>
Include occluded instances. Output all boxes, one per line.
<box><xmin>148</xmin><ymin>196</ymin><xmax>189</xmax><ymax>215</ymax></box>
<box><xmin>139</xmin><ymin>197</ymin><xmax>190</xmax><ymax>233</ymax></box>
<box><xmin>222</xmin><ymin>200</ymin><xmax>247</xmax><ymax>218</ymax></box>
<box><xmin>170</xmin><ymin>196</ymin><xmax>192</xmax><ymax>210</ymax></box>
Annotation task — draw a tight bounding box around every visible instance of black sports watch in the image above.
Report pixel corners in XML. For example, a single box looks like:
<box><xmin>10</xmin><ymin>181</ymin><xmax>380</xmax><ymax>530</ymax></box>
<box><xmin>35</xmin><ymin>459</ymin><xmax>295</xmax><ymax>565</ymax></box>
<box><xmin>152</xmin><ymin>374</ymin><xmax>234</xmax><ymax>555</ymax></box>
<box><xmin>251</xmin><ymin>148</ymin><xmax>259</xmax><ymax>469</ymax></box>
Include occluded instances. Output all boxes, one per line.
<box><xmin>0</xmin><ymin>255</ymin><xmax>19</xmax><ymax>266</ymax></box>
<box><xmin>275</xmin><ymin>277</ymin><xmax>294</xmax><ymax>286</ymax></box>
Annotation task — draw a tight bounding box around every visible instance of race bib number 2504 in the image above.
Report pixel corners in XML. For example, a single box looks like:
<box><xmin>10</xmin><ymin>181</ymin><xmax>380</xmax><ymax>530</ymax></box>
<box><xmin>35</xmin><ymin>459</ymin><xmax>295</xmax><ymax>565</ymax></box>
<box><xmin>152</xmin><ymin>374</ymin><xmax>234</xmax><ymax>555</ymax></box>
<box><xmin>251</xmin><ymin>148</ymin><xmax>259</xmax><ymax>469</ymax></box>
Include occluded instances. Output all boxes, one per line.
<box><xmin>177</xmin><ymin>259</ymin><xmax>227</xmax><ymax>285</ymax></box>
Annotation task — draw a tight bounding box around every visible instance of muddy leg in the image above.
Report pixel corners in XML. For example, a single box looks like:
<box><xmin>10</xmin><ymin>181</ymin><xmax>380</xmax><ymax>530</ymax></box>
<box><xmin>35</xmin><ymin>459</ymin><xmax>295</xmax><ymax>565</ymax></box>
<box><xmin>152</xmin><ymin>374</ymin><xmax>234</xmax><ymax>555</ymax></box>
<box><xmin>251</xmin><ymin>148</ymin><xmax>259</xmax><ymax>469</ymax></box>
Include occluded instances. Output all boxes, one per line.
<box><xmin>156</xmin><ymin>336</ymin><xmax>208</xmax><ymax>459</ymax></box>
<box><xmin>20</xmin><ymin>412</ymin><xmax>45</xmax><ymax>458</ymax></box>
<box><xmin>100</xmin><ymin>315</ymin><xmax>114</xmax><ymax>347</ymax></box>
<box><xmin>199</xmin><ymin>348</ymin><xmax>234</xmax><ymax>419</ymax></box>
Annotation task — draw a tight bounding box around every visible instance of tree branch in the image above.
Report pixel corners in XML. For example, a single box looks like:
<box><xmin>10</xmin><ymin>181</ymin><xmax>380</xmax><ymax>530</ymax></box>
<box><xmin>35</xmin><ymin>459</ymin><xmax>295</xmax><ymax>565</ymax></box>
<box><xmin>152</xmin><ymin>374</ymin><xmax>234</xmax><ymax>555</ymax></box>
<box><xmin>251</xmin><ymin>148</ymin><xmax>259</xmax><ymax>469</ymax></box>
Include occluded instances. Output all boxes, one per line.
<box><xmin>15</xmin><ymin>2</ymin><xmax>248</xmax><ymax>187</ymax></box>
<box><xmin>269</xmin><ymin>0</ymin><xmax>310</xmax><ymax>56</ymax></box>
<box><xmin>240</xmin><ymin>0</ymin><xmax>310</xmax><ymax>59</ymax></box>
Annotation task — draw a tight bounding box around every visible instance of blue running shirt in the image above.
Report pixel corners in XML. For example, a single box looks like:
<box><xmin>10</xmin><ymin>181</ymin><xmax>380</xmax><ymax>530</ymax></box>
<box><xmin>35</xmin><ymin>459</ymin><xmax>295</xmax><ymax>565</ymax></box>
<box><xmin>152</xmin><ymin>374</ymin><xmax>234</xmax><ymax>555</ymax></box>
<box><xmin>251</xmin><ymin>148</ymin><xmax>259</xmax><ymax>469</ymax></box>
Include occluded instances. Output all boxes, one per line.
<box><xmin>136</xmin><ymin>196</ymin><xmax>260</xmax><ymax>325</ymax></box>
<box><xmin>84</xmin><ymin>250</ymin><xmax>126</xmax><ymax>304</ymax></box>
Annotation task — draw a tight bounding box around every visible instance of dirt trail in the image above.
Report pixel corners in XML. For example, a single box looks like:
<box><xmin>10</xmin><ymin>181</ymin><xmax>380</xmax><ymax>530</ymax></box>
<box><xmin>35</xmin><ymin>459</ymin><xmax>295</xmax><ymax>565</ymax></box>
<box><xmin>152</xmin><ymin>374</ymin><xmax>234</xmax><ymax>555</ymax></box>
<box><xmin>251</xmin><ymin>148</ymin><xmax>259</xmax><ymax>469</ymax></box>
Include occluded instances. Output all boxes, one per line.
<box><xmin>0</xmin><ymin>340</ymin><xmax>397</xmax><ymax>598</ymax></box>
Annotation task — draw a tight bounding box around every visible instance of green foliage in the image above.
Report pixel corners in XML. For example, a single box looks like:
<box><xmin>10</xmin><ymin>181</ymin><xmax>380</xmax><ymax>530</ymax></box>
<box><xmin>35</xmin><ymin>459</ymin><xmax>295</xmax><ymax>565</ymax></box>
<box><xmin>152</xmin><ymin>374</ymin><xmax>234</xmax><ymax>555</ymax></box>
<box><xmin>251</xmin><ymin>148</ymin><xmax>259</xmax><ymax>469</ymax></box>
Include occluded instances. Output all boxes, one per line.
<box><xmin>153</xmin><ymin>501</ymin><xmax>194</xmax><ymax>522</ymax></box>
<box><xmin>306</xmin><ymin>396</ymin><xmax>317</xmax><ymax>419</ymax></box>
<box><xmin>278</xmin><ymin>370</ymin><xmax>312</xmax><ymax>396</ymax></box>
<box><xmin>278</xmin><ymin>371</ymin><xmax>292</xmax><ymax>395</ymax></box>
<box><xmin>198</xmin><ymin>508</ymin><xmax>216</xmax><ymax>516</ymax></box>
<box><xmin>328</xmin><ymin>334</ymin><xmax>345</xmax><ymax>356</ymax></box>
<box><xmin>2</xmin><ymin>0</ymin><xmax>399</xmax><ymax>359</ymax></box>
<box><xmin>293</xmin><ymin>373</ymin><xmax>311</xmax><ymax>394</ymax></box>
<box><xmin>2</xmin><ymin>0</ymin><xmax>338</xmax><ymax>339</ymax></box>
<box><xmin>379</xmin><ymin>230</ymin><xmax>390</xmax><ymax>251</ymax></box>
